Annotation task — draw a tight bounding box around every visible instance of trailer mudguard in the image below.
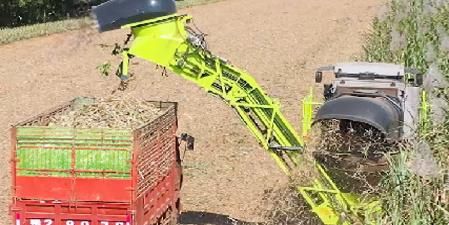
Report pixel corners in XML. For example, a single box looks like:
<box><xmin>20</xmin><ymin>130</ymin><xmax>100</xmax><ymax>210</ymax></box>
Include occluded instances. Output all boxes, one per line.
<box><xmin>313</xmin><ymin>95</ymin><xmax>403</xmax><ymax>139</ymax></box>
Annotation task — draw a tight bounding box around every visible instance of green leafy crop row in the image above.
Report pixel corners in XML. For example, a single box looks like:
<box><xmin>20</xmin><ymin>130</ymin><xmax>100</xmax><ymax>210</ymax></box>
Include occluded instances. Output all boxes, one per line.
<box><xmin>363</xmin><ymin>0</ymin><xmax>449</xmax><ymax>224</ymax></box>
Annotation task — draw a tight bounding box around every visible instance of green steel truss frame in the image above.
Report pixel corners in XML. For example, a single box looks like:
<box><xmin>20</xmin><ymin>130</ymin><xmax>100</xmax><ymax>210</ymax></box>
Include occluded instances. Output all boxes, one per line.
<box><xmin>117</xmin><ymin>14</ymin><xmax>379</xmax><ymax>224</ymax></box>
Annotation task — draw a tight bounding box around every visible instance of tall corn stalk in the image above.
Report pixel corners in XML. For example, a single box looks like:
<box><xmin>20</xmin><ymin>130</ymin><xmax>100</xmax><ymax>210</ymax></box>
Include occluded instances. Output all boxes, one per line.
<box><xmin>363</xmin><ymin>0</ymin><xmax>449</xmax><ymax>224</ymax></box>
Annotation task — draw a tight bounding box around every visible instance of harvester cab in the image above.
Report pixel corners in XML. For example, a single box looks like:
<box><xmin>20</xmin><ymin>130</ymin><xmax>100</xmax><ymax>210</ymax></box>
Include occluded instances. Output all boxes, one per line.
<box><xmin>313</xmin><ymin>62</ymin><xmax>424</xmax><ymax>141</ymax></box>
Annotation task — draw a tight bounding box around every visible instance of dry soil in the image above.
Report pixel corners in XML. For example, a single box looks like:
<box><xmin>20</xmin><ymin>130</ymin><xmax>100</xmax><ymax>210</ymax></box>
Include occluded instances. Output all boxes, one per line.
<box><xmin>0</xmin><ymin>0</ymin><xmax>384</xmax><ymax>223</ymax></box>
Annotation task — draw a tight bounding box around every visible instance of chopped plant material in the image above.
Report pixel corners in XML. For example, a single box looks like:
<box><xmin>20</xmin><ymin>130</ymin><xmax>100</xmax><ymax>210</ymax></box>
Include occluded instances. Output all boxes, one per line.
<box><xmin>262</xmin><ymin>185</ymin><xmax>321</xmax><ymax>225</ymax></box>
<box><xmin>48</xmin><ymin>96</ymin><xmax>163</xmax><ymax>129</ymax></box>
<box><xmin>309</xmin><ymin>119</ymin><xmax>389</xmax><ymax>194</ymax></box>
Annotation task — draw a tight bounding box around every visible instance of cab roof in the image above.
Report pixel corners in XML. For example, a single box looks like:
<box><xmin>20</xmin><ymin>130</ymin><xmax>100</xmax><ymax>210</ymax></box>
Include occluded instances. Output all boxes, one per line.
<box><xmin>334</xmin><ymin>62</ymin><xmax>405</xmax><ymax>77</ymax></box>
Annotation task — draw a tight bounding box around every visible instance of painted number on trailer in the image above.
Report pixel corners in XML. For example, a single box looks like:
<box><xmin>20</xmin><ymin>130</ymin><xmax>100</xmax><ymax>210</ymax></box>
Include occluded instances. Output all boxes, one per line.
<box><xmin>100</xmin><ymin>223</ymin><xmax>129</xmax><ymax>225</ymax></box>
<box><xmin>65</xmin><ymin>221</ymin><xmax>91</xmax><ymax>225</ymax></box>
<box><xmin>30</xmin><ymin>219</ymin><xmax>53</xmax><ymax>225</ymax></box>
<box><xmin>28</xmin><ymin>220</ymin><xmax>128</xmax><ymax>225</ymax></box>
<box><xmin>66</xmin><ymin>221</ymin><xmax>74</xmax><ymax>225</ymax></box>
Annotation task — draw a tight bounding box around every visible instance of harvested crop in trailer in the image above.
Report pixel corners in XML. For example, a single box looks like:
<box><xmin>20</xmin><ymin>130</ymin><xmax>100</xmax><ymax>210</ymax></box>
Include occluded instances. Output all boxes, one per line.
<box><xmin>47</xmin><ymin>96</ymin><xmax>163</xmax><ymax>129</ymax></box>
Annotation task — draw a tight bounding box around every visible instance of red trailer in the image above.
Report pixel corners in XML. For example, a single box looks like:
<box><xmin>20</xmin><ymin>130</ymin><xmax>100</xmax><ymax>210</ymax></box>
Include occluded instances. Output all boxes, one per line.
<box><xmin>10</xmin><ymin>99</ymin><xmax>184</xmax><ymax>225</ymax></box>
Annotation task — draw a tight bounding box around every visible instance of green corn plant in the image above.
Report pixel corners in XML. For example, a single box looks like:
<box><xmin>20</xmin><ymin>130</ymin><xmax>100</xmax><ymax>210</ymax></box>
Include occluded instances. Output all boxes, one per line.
<box><xmin>363</xmin><ymin>0</ymin><xmax>449</xmax><ymax>224</ymax></box>
<box><xmin>96</xmin><ymin>61</ymin><xmax>112</xmax><ymax>76</ymax></box>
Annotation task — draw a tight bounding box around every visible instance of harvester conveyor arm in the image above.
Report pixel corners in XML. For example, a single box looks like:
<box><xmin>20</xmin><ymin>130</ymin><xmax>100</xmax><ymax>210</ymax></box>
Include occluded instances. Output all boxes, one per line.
<box><xmin>117</xmin><ymin>14</ymin><xmax>375</xmax><ymax>225</ymax></box>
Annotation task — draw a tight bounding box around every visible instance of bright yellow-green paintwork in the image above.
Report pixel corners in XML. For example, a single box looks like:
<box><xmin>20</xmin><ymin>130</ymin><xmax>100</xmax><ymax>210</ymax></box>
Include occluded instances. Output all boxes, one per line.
<box><xmin>301</xmin><ymin>88</ymin><xmax>321</xmax><ymax>138</ymax></box>
<box><xmin>117</xmin><ymin>14</ymin><xmax>380</xmax><ymax>224</ymax></box>
<box><xmin>420</xmin><ymin>90</ymin><xmax>429</xmax><ymax>131</ymax></box>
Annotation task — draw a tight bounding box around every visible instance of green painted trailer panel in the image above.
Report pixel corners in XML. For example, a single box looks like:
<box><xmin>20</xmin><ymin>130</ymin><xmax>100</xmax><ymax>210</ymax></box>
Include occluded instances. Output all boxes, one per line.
<box><xmin>16</xmin><ymin>127</ymin><xmax>133</xmax><ymax>179</ymax></box>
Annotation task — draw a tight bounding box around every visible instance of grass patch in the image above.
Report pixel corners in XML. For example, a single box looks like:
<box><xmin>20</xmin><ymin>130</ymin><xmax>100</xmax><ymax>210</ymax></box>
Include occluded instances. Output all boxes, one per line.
<box><xmin>0</xmin><ymin>0</ymin><xmax>223</xmax><ymax>45</ymax></box>
<box><xmin>0</xmin><ymin>17</ymin><xmax>92</xmax><ymax>45</ymax></box>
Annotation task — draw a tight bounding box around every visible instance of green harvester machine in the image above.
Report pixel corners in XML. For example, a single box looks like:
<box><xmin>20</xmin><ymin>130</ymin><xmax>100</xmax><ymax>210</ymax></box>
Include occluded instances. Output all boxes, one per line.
<box><xmin>90</xmin><ymin>0</ymin><xmax>428</xmax><ymax>224</ymax></box>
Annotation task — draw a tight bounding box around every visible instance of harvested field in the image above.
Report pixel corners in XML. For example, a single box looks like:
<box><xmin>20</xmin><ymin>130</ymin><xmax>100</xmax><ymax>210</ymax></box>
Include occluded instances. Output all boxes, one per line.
<box><xmin>0</xmin><ymin>0</ymin><xmax>384</xmax><ymax>223</ymax></box>
<box><xmin>262</xmin><ymin>185</ymin><xmax>320</xmax><ymax>225</ymax></box>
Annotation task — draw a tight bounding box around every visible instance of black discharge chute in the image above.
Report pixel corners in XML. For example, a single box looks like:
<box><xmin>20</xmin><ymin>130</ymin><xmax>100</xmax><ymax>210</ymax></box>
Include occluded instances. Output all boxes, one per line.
<box><xmin>92</xmin><ymin>0</ymin><xmax>177</xmax><ymax>32</ymax></box>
